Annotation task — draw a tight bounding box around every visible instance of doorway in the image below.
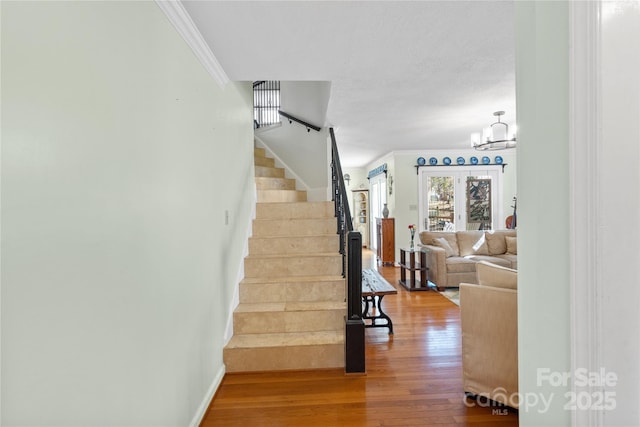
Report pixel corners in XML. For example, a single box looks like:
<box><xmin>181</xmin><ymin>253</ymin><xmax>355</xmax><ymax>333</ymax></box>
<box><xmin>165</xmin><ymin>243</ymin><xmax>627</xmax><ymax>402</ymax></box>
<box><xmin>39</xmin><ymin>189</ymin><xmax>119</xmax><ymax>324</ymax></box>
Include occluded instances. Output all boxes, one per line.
<box><xmin>417</xmin><ymin>166</ymin><xmax>504</xmax><ymax>231</ymax></box>
<box><xmin>369</xmin><ymin>174</ymin><xmax>387</xmax><ymax>249</ymax></box>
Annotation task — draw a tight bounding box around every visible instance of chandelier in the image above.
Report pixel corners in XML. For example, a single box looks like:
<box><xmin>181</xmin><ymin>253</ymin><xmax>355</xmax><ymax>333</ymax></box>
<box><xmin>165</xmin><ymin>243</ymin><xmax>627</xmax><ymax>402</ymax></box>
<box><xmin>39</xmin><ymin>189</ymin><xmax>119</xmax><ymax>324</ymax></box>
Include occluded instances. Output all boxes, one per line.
<box><xmin>471</xmin><ymin>111</ymin><xmax>517</xmax><ymax>151</ymax></box>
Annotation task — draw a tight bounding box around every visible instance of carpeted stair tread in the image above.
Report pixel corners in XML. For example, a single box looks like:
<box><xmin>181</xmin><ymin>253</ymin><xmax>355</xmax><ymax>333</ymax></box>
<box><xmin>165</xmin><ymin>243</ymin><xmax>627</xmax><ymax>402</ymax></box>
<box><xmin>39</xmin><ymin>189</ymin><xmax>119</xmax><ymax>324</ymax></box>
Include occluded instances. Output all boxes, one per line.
<box><xmin>255</xmin><ymin>202</ymin><xmax>334</xmax><ymax>219</ymax></box>
<box><xmin>257</xmin><ymin>189</ymin><xmax>307</xmax><ymax>200</ymax></box>
<box><xmin>252</xmin><ymin>218</ymin><xmax>336</xmax><ymax>232</ymax></box>
<box><xmin>250</xmin><ymin>234</ymin><xmax>337</xmax><ymax>239</ymax></box>
<box><xmin>245</xmin><ymin>252</ymin><xmax>340</xmax><ymax>260</ymax></box>
<box><xmin>256</xmin><ymin>201</ymin><xmax>332</xmax><ymax>207</ymax></box>
<box><xmin>254</xmin><ymin>156</ymin><xmax>275</xmax><ymax>167</ymax></box>
<box><xmin>226</xmin><ymin>331</ymin><xmax>344</xmax><ymax>349</ymax></box>
<box><xmin>241</xmin><ymin>275</ymin><xmax>344</xmax><ymax>284</ymax></box>
<box><xmin>255</xmin><ymin>177</ymin><xmax>296</xmax><ymax>190</ymax></box>
<box><xmin>235</xmin><ymin>301</ymin><xmax>346</xmax><ymax>313</ymax></box>
<box><xmin>254</xmin><ymin>165</ymin><xmax>285</xmax><ymax>175</ymax></box>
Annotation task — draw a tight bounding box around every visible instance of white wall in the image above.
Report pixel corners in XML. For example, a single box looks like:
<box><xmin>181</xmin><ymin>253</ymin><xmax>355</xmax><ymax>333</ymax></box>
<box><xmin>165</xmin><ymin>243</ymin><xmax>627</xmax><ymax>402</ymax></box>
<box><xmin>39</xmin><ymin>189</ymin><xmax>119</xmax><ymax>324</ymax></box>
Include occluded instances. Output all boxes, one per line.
<box><xmin>280</xmin><ymin>81</ymin><xmax>331</xmax><ymax>127</ymax></box>
<box><xmin>599</xmin><ymin>2</ymin><xmax>640</xmax><ymax>424</ymax></box>
<box><xmin>1</xmin><ymin>2</ymin><xmax>254</xmax><ymax>425</ymax></box>
<box><xmin>516</xmin><ymin>2</ymin><xmax>571</xmax><ymax>425</ymax></box>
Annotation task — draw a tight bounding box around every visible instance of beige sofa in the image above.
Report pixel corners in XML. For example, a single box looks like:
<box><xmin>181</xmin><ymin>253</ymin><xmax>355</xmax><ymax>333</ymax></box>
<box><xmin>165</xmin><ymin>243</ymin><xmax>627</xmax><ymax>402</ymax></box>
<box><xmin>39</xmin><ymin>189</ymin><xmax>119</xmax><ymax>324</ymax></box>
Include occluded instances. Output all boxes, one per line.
<box><xmin>418</xmin><ymin>229</ymin><xmax>517</xmax><ymax>290</ymax></box>
<box><xmin>460</xmin><ymin>261</ymin><xmax>518</xmax><ymax>409</ymax></box>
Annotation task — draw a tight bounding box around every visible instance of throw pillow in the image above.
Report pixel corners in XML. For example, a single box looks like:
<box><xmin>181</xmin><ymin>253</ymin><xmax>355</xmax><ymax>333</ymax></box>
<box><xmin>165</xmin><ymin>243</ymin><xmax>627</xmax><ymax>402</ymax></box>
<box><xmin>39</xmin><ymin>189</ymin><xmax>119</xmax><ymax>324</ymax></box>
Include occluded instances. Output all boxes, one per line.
<box><xmin>457</xmin><ymin>231</ymin><xmax>490</xmax><ymax>256</ymax></box>
<box><xmin>506</xmin><ymin>236</ymin><xmax>518</xmax><ymax>255</ymax></box>
<box><xmin>422</xmin><ymin>231</ymin><xmax>460</xmax><ymax>256</ymax></box>
<box><xmin>433</xmin><ymin>237</ymin><xmax>456</xmax><ymax>257</ymax></box>
<box><xmin>485</xmin><ymin>231</ymin><xmax>507</xmax><ymax>255</ymax></box>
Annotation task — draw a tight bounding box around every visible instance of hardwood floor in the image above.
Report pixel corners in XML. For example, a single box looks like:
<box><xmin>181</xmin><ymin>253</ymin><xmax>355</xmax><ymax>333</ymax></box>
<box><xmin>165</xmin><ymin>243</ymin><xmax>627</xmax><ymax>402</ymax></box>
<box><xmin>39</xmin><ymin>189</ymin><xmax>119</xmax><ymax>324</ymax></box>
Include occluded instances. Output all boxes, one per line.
<box><xmin>201</xmin><ymin>250</ymin><xmax>518</xmax><ymax>426</ymax></box>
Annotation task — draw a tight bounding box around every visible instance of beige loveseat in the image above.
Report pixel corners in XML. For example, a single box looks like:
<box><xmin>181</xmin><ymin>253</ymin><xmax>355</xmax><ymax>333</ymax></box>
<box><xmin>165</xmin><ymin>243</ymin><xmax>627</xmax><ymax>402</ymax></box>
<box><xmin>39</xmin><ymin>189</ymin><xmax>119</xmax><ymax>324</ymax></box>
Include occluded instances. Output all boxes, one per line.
<box><xmin>418</xmin><ymin>229</ymin><xmax>517</xmax><ymax>290</ymax></box>
<box><xmin>460</xmin><ymin>261</ymin><xmax>518</xmax><ymax>409</ymax></box>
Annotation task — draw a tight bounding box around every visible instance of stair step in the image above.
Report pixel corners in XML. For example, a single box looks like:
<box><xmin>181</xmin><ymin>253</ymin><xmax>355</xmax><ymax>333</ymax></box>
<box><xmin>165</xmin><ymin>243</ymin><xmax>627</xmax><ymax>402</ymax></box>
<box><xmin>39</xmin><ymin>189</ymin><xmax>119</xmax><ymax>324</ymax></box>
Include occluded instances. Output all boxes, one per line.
<box><xmin>226</xmin><ymin>331</ymin><xmax>344</xmax><ymax>349</ymax></box>
<box><xmin>255</xmin><ymin>165</ymin><xmax>285</xmax><ymax>178</ymax></box>
<box><xmin>254</xmin><ymin>147</ymin><xmax>266</xmax><ymax>158</ymax></box>
<box><xmin>240</xmin><ymin>277</ymin><xmax>345</xmax><ymax>303</ymax></box>
<box><xmin>257</xmin><ymin>189</ymin><xmax>307</xmax><ymax>203</ymax></box>
<box><xmin>252</xmin><ymin>218</ymin><xmax>336</xmax><ymax>237</ymax></box>
<box><xmin>241</xmin><ymin>275</ymin><xmax>344</xmax><ymax>284</ymax></box>
<box><xmin>244</xmin><ymin>253</ymin><xmax>342</xmax><ymax>278</ymax></box>
<box><xmin>254</xmin><ymin>156</ymin><xmax>275</xmax><ymax>167</ymax></box>
<box><xmin>249</xmin><ymin>235</ymin><xmax>338</xmax><ymax>255</ymax></box>
<box><xmin>223</xmin><ymin>331</ymin><xmax>344</xmax><ymax>372</ymax></box>
<box><xmin>255</xmin><ymin>176</ymin><xmax>296</xmax><ymax>190</ymax></box>
<box><xmin>256</xmin><ymin>201</ymin><xmax>334</xmax><ymax>220</ymax></box>
<box><xmin>236</xmin><ymin>301</ymin><xmax>346</xmax><ymax>312</ymax></box>
<box><xmin>233</xmin><ymin>301</ymin><xmax>345</xmax><ymax>334</ymax></box>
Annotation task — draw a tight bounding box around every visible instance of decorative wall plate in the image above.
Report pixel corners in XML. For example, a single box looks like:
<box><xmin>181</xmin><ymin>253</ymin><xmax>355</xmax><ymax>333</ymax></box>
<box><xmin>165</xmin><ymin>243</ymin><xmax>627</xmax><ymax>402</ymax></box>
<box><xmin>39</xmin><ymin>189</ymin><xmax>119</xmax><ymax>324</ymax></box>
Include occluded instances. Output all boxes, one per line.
<box><xmin>456</xmin><ymin>156</ymin><xmax>465</xmax><ymax>165</ymax></box>
<box><xmin>482</xmin><ymin>156</ymin><xmax>491</xmax><ymax>165</ymax></box>
<box><xmin>429</xmin><ymin>157</ymin><xmax>438</xmax><ymax>165</ymax></box>
<box><xmin>470</xmin><ymin>156</ymin><xmax>479</xmax><ymax>165</ymax></box>
<box><xmin>443</xmin><ymin>157</ymin><xmax>452</xmax><ymax>165</ymax></box>
<box><xmin>417</xmin><ymin>157</ymin><xmax>426</xmax><ymax>166</ymax></box>
<box><xmin>495</xmin><ymin>155</ymin><xmax>503</xmax><ymax>165</ymax></box>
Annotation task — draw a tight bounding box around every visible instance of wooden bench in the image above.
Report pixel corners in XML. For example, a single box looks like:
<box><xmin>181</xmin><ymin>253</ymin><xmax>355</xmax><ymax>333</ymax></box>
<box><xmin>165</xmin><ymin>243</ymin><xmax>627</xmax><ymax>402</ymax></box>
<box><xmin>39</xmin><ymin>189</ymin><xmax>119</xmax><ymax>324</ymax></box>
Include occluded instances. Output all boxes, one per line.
<box><xmin>362</xmin><ymin>269</ymin><xmax>398</xmax><ymax>334</ymax></box>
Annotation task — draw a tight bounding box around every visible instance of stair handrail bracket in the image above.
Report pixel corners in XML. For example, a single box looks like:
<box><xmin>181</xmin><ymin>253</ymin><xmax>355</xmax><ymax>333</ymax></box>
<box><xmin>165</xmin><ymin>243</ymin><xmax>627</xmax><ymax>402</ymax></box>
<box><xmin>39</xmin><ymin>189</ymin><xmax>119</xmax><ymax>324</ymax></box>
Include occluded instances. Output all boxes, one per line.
<box><xmin>330</xmin><ymin>127</ymin><xmax>365</xmax><ymax>374</ymax></box>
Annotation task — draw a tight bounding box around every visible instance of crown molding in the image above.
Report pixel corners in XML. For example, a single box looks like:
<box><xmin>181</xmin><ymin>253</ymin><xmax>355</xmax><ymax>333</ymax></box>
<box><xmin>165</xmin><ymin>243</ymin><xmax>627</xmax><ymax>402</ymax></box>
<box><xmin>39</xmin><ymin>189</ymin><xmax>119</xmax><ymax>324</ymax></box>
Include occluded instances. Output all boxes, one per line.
<box><xmin>155</xmin><ymin>0</ymin><xmax>230</xmax><ymax>88</ymax></box>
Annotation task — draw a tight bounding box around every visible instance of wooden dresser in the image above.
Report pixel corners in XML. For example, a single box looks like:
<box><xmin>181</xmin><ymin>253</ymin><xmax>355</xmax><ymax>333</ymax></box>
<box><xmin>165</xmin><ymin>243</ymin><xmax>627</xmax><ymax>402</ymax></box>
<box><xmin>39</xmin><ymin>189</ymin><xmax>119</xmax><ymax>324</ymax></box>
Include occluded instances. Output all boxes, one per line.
<box><xmin>376</xmin><ymin>217</ymin><xmax>395</xmax><ymax>266</ymax></box>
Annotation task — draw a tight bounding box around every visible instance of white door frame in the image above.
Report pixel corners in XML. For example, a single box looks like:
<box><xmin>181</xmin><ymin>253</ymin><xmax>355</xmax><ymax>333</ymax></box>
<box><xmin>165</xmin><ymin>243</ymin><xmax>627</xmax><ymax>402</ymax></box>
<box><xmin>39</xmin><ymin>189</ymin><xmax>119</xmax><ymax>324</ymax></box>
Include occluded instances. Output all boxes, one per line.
<box><xmin>369</xmin><ymin>174</ymin><xmax>387</xmax><ymax>249</ymax></box>
<box><xmin>569</xmin><ymin>2</ymin><xmax>602</xmax><ymax>426</ymax></box>
<box><xmin>417</xmin><ymin>166</ymin><xmax>504</xmax><ymax>232</ymax></box>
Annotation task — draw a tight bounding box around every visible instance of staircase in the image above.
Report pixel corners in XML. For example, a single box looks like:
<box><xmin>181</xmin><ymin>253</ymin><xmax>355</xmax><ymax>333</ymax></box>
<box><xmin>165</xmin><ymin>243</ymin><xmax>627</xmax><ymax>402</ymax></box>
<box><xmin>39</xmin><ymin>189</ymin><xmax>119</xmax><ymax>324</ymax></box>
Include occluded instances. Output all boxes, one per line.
<box><xmin>223</xmin><ymin>147</ymin><xmax>346</xmax><ymax>372</ymax></box>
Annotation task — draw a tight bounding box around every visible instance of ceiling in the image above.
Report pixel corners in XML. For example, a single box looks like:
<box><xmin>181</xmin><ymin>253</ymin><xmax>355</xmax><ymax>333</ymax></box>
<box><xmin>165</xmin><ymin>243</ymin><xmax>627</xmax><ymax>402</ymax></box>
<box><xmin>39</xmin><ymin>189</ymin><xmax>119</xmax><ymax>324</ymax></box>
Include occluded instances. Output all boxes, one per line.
<box><xmin>181</xmin><ymin>1</ymin><xmax>516</xmax><ymax>168</ymax></box>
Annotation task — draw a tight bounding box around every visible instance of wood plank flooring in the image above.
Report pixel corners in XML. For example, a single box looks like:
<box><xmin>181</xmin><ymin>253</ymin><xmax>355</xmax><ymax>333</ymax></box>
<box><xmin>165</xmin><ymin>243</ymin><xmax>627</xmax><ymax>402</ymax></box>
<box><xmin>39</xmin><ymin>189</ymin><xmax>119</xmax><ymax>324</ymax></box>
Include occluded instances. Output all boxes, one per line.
<box><xmin>201</xmin><ymin>250</ymin><xmax>518</xmax><ymax>426</ymax></box>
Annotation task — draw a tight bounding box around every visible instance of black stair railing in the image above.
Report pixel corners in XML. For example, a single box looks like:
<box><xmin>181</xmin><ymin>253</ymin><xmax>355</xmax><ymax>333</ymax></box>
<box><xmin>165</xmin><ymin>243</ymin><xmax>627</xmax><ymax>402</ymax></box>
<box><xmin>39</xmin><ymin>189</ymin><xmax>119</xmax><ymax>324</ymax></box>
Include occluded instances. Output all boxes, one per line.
<box><xmin>330</xmin><ymin>128</ymin><xmax>365</xmax><ymax>374</ymax></box>
<box><xmin>279</xmin><ymin>110</ymin><xmax>321</xmax><ymax>133</ymax></box>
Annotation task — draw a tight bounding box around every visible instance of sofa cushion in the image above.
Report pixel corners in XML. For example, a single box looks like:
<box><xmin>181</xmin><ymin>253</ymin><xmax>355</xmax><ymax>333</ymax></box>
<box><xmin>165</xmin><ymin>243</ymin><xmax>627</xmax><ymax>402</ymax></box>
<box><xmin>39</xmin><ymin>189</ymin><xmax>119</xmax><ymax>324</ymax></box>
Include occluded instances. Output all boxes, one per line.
<box><xmin>493</xmin><ymin>254</ymin><xmax>518</xmax><ymax>270</ymax></box>
<box><xmin>476</xmin><ymin>261</ymin><xmax>517</xmax><ymax>290</ymax></box>
<box><xmin>506</xmin><ymin>236</ymin><xmax>518</xmax><ymax>255</ymax></box>
<box><xmin>456</xmin><ymin>231</ymin><xmax>490</xmax><ymax>256</ymax></box>
<box><xmin>465</xmin><ymin>255</ymin><xmax>511</xmax><ymax>268</ymax></box>
<box><xmin>420</xmin><ymin>231</ymin><xmax>460</xmax><ymax>256</ymax></box>
<box><xmin>445</xmin><ymin>257</ymin><xmax>477</xmax><ymax>274</ymax></box>
<box><xmin>433</xmin><ymin>237</ymin><xmax>456</xmax><ymax>257</ymax></box>
<box><xmin>485</xmin><ymin>230</ymin><xmax>517</xmax><ymax>255</ymax></box>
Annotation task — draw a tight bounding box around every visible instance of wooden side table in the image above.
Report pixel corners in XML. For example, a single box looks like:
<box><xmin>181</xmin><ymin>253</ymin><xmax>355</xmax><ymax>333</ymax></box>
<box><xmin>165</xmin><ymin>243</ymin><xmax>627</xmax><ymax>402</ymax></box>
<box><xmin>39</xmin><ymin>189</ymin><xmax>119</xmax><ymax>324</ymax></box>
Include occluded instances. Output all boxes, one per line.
<box><xmin>398</xmin><ymin>247</ymin><xmax>429</xmax><ymax>291</ymax></box>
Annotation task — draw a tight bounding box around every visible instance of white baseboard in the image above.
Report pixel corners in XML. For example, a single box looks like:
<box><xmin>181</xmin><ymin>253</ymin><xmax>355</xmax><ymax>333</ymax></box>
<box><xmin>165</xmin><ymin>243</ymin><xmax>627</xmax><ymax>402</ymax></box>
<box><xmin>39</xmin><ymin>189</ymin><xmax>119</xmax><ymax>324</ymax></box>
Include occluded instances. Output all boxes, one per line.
<box><xmin>188</xmin><ymin>364</ymin><xmax>226</xmax><ymax>427</ymax></box>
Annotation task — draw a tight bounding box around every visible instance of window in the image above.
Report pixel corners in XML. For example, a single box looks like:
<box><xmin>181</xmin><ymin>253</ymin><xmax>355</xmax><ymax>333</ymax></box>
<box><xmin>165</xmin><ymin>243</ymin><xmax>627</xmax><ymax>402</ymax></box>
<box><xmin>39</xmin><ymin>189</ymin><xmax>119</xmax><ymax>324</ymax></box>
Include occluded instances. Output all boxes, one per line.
<box><xmin>418</xmin><ymin>166</ymin><xmax>503</xmax><ymax>231</ymax></box>
<box><xmin>253</xmin><ymin>81</ymin><xmax>280</xmax><ymax>127</ymax></box>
